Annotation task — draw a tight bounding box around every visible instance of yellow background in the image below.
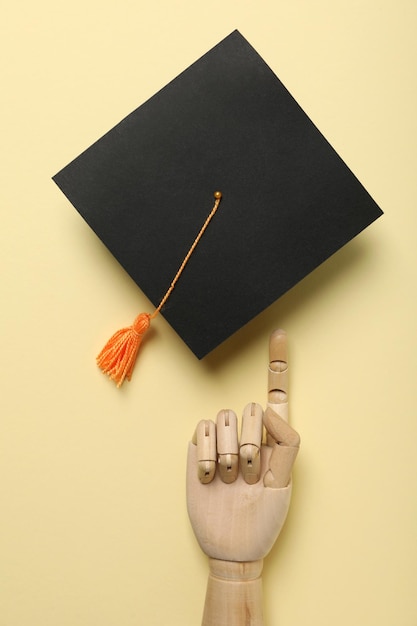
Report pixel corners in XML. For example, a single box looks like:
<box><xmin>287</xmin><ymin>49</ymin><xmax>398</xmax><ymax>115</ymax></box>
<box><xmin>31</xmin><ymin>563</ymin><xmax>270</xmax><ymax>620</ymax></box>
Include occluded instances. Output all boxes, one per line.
<box><xmin>1</xmin><ymin>1</ymin><xmax>416</xmax><ymax>625</ymax></box>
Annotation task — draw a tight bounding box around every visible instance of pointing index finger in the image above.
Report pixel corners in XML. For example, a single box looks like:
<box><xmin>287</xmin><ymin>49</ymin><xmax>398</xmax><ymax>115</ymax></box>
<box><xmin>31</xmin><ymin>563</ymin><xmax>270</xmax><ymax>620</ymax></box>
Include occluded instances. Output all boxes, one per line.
<box><xmin>268</xmin><ymin>329</ymin><xmax>288</xmax><ymax>422</ymax></box>
<box><xmin>264</xmin><ymin>329</ymin><xmax>300</xmax><ymax>488</ymax></box>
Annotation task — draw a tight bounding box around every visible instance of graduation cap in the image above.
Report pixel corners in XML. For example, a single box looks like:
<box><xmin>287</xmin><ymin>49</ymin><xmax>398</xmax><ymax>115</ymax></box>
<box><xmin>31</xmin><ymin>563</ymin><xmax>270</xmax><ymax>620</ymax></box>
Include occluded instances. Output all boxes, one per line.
<box><xmin>53</xmin><ymin>30</ymin><xmax>383</xmax><ymax>387</ymax></box>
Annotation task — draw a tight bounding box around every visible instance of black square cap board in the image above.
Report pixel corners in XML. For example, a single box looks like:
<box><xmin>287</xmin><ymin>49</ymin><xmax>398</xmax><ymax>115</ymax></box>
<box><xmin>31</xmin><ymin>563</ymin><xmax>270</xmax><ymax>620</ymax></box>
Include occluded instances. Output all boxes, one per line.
<box><xmin>53</xmin><ymin>29</ymin><xmax>383</xmax><ymax>374</ymax></box>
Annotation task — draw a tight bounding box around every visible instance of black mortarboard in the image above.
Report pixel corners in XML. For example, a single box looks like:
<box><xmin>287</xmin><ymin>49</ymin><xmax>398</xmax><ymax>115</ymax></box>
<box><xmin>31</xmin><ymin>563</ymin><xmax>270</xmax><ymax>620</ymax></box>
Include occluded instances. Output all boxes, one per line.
<box><xmin>53</xmin><ymin>30</ymin><xmax>382</xmax><ymax>385</ymax></box>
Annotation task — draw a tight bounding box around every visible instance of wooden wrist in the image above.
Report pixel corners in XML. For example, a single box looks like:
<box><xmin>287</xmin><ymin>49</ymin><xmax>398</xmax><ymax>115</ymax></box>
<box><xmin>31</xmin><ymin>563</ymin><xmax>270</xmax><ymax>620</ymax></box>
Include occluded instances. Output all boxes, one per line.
<box><xmin>202</xmin><ymin>559</ymin><xmax>264</xmax><ymax>626</ymax></box>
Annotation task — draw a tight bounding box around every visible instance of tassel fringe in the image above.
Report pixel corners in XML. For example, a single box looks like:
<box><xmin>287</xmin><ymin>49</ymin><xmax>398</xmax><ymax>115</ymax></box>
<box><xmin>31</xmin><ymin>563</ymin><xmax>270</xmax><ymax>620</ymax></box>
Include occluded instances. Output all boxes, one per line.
<box><xmin>96</xmin><ymin>313</ymin><xmax>151</xmax><ymax>387</ymax></box>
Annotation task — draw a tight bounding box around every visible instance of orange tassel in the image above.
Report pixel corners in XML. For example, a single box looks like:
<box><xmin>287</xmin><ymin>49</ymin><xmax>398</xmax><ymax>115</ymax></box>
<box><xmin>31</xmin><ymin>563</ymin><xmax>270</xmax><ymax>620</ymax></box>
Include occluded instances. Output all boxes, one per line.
<box><xmin>96</xmin><ymin>313</ymin><xmax>151</xmax><ymax>387</ymax></box>
<box><xmin>97</xmin><ymin>191</ymin><xmax>222</xmax><ymax>386</ymax></box>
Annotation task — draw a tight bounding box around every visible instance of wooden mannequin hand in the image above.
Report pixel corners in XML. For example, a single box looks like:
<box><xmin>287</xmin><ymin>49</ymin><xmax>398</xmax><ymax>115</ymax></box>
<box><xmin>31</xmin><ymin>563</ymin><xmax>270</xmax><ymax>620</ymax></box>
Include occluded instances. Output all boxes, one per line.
<box><xmin>186</xmin><ymin>330</ymin><xmax>300</xmax><ymax>626</ymax></box>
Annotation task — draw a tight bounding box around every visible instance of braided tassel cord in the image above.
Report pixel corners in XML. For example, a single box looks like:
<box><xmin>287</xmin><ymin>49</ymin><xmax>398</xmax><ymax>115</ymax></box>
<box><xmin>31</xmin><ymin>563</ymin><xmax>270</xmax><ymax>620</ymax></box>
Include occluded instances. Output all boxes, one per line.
<box><xmin>96</xmin><ymin>191</ymin><xmax>222</xmax><ymax>387</ymax></box>
<box><xmin>96</xmin><ymin>313</ymin><xmax>151</xmax><ymax>387</ymax></box>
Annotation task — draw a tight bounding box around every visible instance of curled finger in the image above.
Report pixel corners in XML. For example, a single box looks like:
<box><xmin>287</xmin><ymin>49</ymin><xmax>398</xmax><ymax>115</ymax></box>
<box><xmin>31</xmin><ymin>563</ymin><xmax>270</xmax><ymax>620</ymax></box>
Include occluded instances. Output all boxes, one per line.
<box><xmin>240</xmin><ymin>402</ymin><xmax>263</xmax><ymax>484</ymax></box>
<box><xmin>216</xmin><ymin>409</ymin><xmax>239</xmax><ymax>483</ymax></box>
<box><xmin>193</xmin><ymin>420</ymin><xmax>217</xmax><ymax>484</ymax></box>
